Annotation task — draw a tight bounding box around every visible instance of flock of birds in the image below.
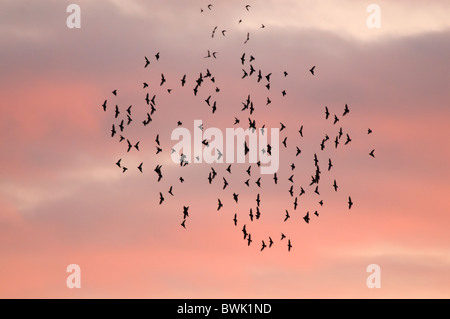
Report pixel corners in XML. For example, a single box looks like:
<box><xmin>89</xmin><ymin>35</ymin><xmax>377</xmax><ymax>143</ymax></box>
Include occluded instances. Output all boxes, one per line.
<box><xmin>101</xmin><ymin>3</ymin><xmax>375</xmax><ymax>252</ymax></box>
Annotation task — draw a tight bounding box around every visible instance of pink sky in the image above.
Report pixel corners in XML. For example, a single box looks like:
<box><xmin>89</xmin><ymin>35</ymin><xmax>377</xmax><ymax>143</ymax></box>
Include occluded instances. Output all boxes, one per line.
<box><xmin>0</xmin><ymin>0</ymin><xmax>450</xmax><ymax>298</ymax></box>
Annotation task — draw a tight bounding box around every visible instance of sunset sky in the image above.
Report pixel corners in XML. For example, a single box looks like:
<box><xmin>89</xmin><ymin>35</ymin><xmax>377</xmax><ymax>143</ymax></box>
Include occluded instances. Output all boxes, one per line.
<box><xmin>0</xmin><ymin>0</ymin><xmax>449</xmax><ymax>298</ymax></box>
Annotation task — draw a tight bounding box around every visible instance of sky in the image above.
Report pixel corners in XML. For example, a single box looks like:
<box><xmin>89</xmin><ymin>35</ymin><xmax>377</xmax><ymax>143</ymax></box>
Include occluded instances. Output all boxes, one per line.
<box><xmin>0</xmin><ymin>0</ymin><xmax>450</xmax><ymax>298</ymax></box>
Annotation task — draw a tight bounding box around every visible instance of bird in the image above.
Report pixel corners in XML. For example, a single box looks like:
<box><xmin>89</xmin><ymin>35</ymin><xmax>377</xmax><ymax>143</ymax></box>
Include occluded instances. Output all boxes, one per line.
<box><xmin>226</xmin><ymin>164</ymin><xmax>232</xmax><ymax>174</ymax></box>
<box><xmin>261</xmin><ymin>240</ymin><xmax>267</xmax><ymax>251</ymax></box>
<box><xmin>368</xmin><ymin>128</ymin><xmax>373</xmax><ymax>134</ymax></box>
<box><xmin>249</xmin><ymin>208</ymin><xmax>254</xmax><ymax>221</ymax></box>
<box><xmin>168</xmin><ymin>186</ymin><xmax>174</xmax><ymax>196</ymax></box>
<box><xmin>160</xmin><ymin>73</ymin><xmax>166</xmax><ymax>86</ymax></box>
<box><xmin>247</xmin><ymin>234</ymin><xmax>252</xmax><ymax>246</ymax></box>
<box><xmin>309</xmin><ymin>66</ymin><xmax>315</xmax><ymax>75</ymax></box>
<box><xmin>348</xmin><ymin>196</ymin><xmax>353</xmax><ymax>209</ymax></box>
<box><xmin>269</xmin><ymin>237</ymin><xmax>274</xmax><ymax>248</ymax></box>
<box><xmin>155</xmin><ymin>52</ymin><xmax>160</xmax><ymax>60</ymax></box>
<box><xmin>114</xmin><ymin>105</ymin><xmax>120</xmax><ymax>119</ymax></box>
<box><xmin>217</xmin><ymin>199</ymin><xmax>223</xmax><ymax>211</ymax></box>
<box><xmin>328</xmin><ymin>159</ymin><xmax>333</xmax><ymax>171</ymax></box>
<box><xmin>343</xmin><ymin>104</ymin><xmax>350</xmax><ymax>116</ymax></box>
<box><xmin>111</xmin><ymin>124</ymin><xmax>116</xmax><ymax>138</ymax></box>
<box><xmin>284</xmin><ymin>210</ymin><xmax>290</xmax><ymax>222</ymax></box>
<box><xmin>296</xmin><ymin>147</ymin><xmax>302</xmax><ymax>157</ymax></box>
<box><xmin>294</xmin><ymin>197</ymin><xmax>298</xmax><ymax>210</ymax></box>
<box><xmin>183</xmin><ymin>206</ymin><xmax>189</xmax><ymax>219</ymax></box>
<box><xmin>134</xmin><ymin>141</ymin><xmax>140</xmax><ymax>151</ymax></box>
<box><xmin>255</xmin><ymin>178</ymin><xmax>261</xmax><ymax>188</ymax></box>
<box><xmin>282</xmin><ymin>90</ymin><xmax>287</xmax><ymax>97</ymax></box>
<box><xmin>233</xmin><ymin>214</ymin><xmax>238</xmax><ymax>226</ymax></box>
<box><xmin>244</xmin><ymin>32</ymin><xmax>250</xmax><ymax>44</ymax></box>
<box><xmin>112</xmin><ymin>89</ymin><xmax>117</xmax><ymax>96</ymax></box>
<box><xmin>181</xmin><ymin>220</ymin><xmax>186</xmax><ymax>229</ymax></box>
<box><xmin>299</xmin><ymin>187</ymin><xmax>305</xmax><ymax>197</ymax></box>
<box><xmin>325</xmin><ymin>106</ymin><xmax>330</xmax><ymax>120</ymax></box>
<box><xmin>288</xmin><ymin>240</ymin><xmax>292</xmax><ymax>252</ymax></box>
<box><xmin>273</xmin><ymin>173</ymin><xmax>278</xmax><ymax>184</ymax></box>
<box><xmin>256</xmin><ymin>194</ymin><xmax>261</xmax><ymax>207</ymax></box>
<box><xmin>288</xmin><ymin>185</ymin><xmax>294</xmax><ymax>197</ymax></box>
<box><xmin>281</xmin><ymin>233</ymin><xmax>286</xmax><ymax>241</ymax></box>
<box><xmin>242</xmin><ymin>225</ymin><xmax>248</xmax><ymax>240</ymax></box>
<box><xmin>233</xmin><ymin>193</ymin><xmax>239</xmax><ymax>203</ymax></box>
<box><xmin>369</xmin><ymin>149</ymin><xmax>375</xmax><ymax>158</ymax></box>
<box><xmin>144</xmin><ymin>56</ymin><xmax>150</xmax><ymax>68</ymax></box>
<box><xmin>138</xmin><ymin>162</ymin><xmax>143</xmax><ymax>173</ymax></box>
<box><xmin>159</xmin><ymin>192</ymin><xmax>164</xmax><ymax>205</ymax></box>
<box><xmin>334</xmin><ymin>115</ymin><xmax>340</xmax><ymax>125</ymax></box>
<box><xmin>102</xmin><ymin>100</ymin><xmax>107</xmax><ymax>112</ymax></box>
<box><xmin>288</xmin><ymin>174</ymin><xmax>294</xmax><ymax>183</ymax></box>
<box><xmin>303</xmin><ymin>212</ymin><xmax>310</xmax><ymax>224</ymax></box>
<box><xmin>333</xmin><ymin>180</ymin><xmax>338</xmax><ymax>192</ymax></box>
<box><xmin>221</xmin><ymin>30</ymin><xmax>226</xmax><ymax>36</ymax></box>
<box><xmin>115</xmin><ymin>159</ymin><xmax>122</xmax><ymax>168</ymax></box>
<box><xmin>241</xmin><ymin>53</ymin><xmax>246</xmax><ymax>65</ymax></box>
<box><xmin>345</xmin><ymin>134</ymin><xmax>352</xmax><ymax>145</ymax></box>
<box><xmin>280</xmin><ymin>122</ymin><xmax>286</xmax><ymax>132</ymax></box>
<box><xmin>208</xmin><ymin>4</ymin><xmax>213</xmax><ymax>10</ymax></box>
<box><xmin>122</xmin><ymin>167</ymin><xmax>128</xmax><ymax>173</ymax></box>
<box><xmin>126</xmin><ymin>140</ymin><xmax>132</xmax><ymax>152</ymax></box>
<box><xmin>245</xmin><ymin>5</ymin><xmax>251</xmax><ymax>11</ymax></box>
<box><xmin>299</xmin><ymin>125</ymin><xmax>303</xmax><ymax>137</ymax></box>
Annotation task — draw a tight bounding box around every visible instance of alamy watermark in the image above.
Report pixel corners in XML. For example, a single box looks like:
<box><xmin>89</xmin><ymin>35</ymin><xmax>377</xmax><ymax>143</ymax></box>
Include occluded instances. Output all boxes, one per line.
<box><xmin>171</xmin><ymin>120</ymin><xmax>280</xmax><ymax>174</ymax></box>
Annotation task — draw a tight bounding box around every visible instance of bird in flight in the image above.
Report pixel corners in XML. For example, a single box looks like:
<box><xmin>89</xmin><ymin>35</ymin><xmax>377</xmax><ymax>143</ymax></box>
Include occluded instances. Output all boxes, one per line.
<box><xmin>244</xmin><ymin>32</ymin><xmax>250</xmax><ymax>44</ymax></box>
<box><xmin>144</xmin><ymin>56</ymin><xmax>150</xmax><ymax>68</ymax></box>
<box><xmin>155</xmin><ymin>52</ymin><xmax>160</xmax><ymax>60</ymax></box>
<box><xmin>303</xmin><ymin>212</ymin><xmax>310</xmax><ymax>224</ymax></box>
<box><xmin>369</xmin><ymin>149</ymin><xmax>375</xmax><ymax>158</ymax></box>
<box><xmin>245</xmin><ymin>5</ymin><xmax>251</xmax><ymax>11</ymax></box>
<box><xmin>183</xmin><ymin>206</ymin><xmax>189</xmax><ymax>219</ymax></box>
<box><xmin>343</xmin><ymin>104</ymin><xmax>350</xmax><ymax>116</ymax></box>
<box><xmin>310</xmin><ymin>66</ymin><xmax>316</xmax><ymax>75</ymax></box>
<box><xmin>284</xmin><ymin>210</ymin><xmax>290</xmax><ymax>222</ymax></box>
<box><xmin>333</xmin><ymin>179</ymin><xmax>338</xmax><ymax>192</ymax></box>
<box><xmin>159</xmin><ymin>192</ymin><xmax>165</xmax><ymax>205</ymax></box>
<box><xmin>261</xmin><ymin>240</ymin><xmax>267</xmax><ymax>252</ymax></box>
<box><xmin>288</xmin><ymin>240</ymin><xmax>292</xmax><ymax>252</ymax></box>
<box><xmin>217</xmin><ymin>199</ymin><xmax>223</xmax><ymax>211</ymax></box>
<box><xmin>138</xmin><ymin>162</ymin><xmax>143</xmax><ymax>173</ymax></box>
<box><xmin>348</xmin><ymin>196</ymin><xmax>353</xmax><ymax>209</ymax></box>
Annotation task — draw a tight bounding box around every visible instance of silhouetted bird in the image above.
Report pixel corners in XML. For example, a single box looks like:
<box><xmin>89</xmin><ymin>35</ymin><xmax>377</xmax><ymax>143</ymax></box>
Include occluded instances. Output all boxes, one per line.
<box><xmin>343</xmin><ymin>104</ymin><xmax>350</xmax><ymax>116</ymax></box>
<box><xmin>303</xmin><ymin>212</ymin><xmax>310</xmax><ymax>224</ymax></box>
